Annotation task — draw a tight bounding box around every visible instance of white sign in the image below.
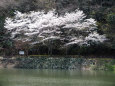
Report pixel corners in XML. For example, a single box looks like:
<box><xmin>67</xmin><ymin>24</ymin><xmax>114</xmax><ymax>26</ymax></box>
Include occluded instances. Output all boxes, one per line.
<box><xmin>19</xmin><ymin>51</ymin><xmax>25</xmax><ymax>55</ymax></box>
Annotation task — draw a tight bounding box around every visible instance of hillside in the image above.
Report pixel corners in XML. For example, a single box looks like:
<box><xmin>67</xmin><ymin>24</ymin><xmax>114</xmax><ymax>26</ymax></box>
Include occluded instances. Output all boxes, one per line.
<box><xmin>0</xmin><ymin>0</ymin><xmax>115</xmax><ymax>56</ymax></box>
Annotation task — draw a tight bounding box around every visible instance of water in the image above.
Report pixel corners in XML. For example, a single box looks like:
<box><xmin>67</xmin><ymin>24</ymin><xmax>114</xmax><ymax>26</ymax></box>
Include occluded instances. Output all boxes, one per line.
<box><xmin>0</xmin><ymin>69</ymin><xmax>115</xmax><ymax>86</ymax></box>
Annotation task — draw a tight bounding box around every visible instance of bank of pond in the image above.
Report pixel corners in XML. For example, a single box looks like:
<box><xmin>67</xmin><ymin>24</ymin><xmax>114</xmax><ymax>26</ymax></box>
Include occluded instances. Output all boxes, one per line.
<box><xmin>0</xmin><ymin>56</ymin><xmax>115</xmax><ymax>71</ymax></box>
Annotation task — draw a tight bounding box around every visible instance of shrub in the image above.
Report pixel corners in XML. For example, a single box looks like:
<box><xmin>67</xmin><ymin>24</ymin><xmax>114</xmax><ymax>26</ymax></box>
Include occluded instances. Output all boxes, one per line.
<box><xmin>107</xmin><ymin>13</ymin><xmax>115</xmax><ymax>25</ymax></box>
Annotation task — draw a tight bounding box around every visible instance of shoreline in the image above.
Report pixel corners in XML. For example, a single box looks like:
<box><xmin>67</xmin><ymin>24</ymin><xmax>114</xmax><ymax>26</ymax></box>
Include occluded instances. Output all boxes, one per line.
<box><xmin>0</xmin><ymin>57</ymin><xmax>115</xmax><ymax>71</ymax></box>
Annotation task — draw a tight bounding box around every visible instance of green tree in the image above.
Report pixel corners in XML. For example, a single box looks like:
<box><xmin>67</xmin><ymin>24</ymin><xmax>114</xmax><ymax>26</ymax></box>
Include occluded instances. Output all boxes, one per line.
<box><xmin>107</xmin><ymin>13</ymin><xmax>115</xmax><ymax>26</ymax></box>
<box><xmin>0</xmin><ymin>16</ymin><xmax>13</xmax><ymax>56</ymax></box>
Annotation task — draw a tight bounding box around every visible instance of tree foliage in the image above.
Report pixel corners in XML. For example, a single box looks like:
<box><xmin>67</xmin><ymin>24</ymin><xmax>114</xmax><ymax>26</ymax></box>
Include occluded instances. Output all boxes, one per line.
<box><xmin>5</xmin><ymin>9</ymin><xmax>106</xmax><ymax>49</ymax></box>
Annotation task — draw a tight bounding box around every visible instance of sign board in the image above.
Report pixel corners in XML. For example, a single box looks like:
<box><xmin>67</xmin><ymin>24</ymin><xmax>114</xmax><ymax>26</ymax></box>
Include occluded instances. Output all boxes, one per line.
<box><xmin>19</xmin><ymin>51</ymin><xmax>25</xmax><ymax>55</ymax></box>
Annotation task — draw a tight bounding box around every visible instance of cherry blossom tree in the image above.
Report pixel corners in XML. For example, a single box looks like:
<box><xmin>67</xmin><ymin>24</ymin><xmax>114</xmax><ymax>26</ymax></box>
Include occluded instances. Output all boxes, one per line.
<box><xmin>4</xmin><ymin>9</ymin><xmax>106</xmax><ymax>54</ymax></box>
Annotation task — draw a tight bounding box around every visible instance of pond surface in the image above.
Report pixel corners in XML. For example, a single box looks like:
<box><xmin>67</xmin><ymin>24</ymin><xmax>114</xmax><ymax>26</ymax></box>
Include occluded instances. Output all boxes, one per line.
<box><xmin>0</xmin><ymin>69</ymin><xmax>115</xmax><ymax>86</ymax></box>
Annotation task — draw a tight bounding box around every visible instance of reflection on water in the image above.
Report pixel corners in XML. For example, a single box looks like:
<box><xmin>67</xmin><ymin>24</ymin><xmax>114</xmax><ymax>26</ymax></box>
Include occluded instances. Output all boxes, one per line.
<box><xmin>0</xmin><ymin>69</ymin><xmax>115</xmax><ymax>86</ymax></box>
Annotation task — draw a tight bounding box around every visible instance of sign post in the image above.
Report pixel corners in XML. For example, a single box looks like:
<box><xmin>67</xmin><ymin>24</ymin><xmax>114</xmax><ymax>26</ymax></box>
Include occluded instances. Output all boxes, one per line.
<box><xmin>19</xmin><ymin>51</ymin><xmax>25</xmax><ymax>55</ymax></box>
